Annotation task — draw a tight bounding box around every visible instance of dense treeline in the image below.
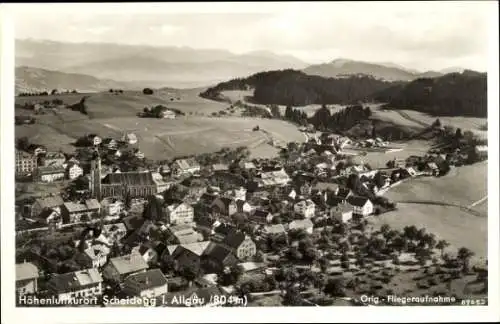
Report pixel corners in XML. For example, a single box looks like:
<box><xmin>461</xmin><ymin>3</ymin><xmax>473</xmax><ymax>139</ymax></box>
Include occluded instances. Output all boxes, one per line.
<box><xmin>372</xmin><ymin>71</ymin><xmax>487</xmax><ymax>117</ymax></box>
<box><xmin>200</xmin><ymin>69</ymin><xmax>393</xmax><ymax>106</ymax></box>
<box><xmin>308</xmin><ymin>105</ymin><xmax>372</xmax><ymax>132</ymax></box>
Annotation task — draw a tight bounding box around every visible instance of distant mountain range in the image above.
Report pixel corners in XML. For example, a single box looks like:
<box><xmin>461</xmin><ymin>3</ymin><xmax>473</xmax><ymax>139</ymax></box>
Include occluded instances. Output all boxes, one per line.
<box><xmin>302</xmin><ymin>58</ymin><xmax>445</xmax><ymax>82</ymax></box>
<box><xmin>15</xmin><ymin>39</ymin><xmax>473</xmax><ymax>93</ymax></box>
<box><xmin>15</xmin><ymin>39</ymin><xmax>308</xmax><ymax>89</ymax></box>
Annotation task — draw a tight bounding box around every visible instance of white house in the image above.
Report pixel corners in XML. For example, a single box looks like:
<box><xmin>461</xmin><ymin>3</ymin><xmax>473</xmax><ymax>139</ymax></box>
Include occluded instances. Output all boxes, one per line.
<box><xmin>160</xmin><ymin>110</ymin><xmax>176</xmax><ymax>119</ymax></box>
<box><xmin>164</xmin><ymin>202</ymin><xmax>194</xmax><ymax>225</ymax></box>
<box><xmin>330</xmin><ymin>203</ymin><xmax>354</xmax><ymax>223</ymax></box>
<box><xmin>37</xmin><ymin>166</ymin><xmax>65</xmax><ymax>183</ymax></box>
<box><xmin>346</xmin><ymin>196</ymin><xmax>373</xmax><ymax>217</ymax></box>
<box><xmin>172</xmin><ymin>158</ymin><xmax>201</xmax><ymax>176</ymax></box>
<box><xmin>101</xmin><ymin>198</ymin><xmax>124</xmax><ymax>217</ymax></box>
<box><xmin>67</xmin><ymin>163</ymin><xmax>83</xmax><ymax>180</ymax></box>
<box><xmin>293</xmin><ymin>199</ymin><xmax>316</xmax><ymax>218</ymax></box>
<box><xmin>88</xmin><ymin>135</ymin><xmax>102</xmax><ymax>146</ymax></box>
<box><xmin>48</xmin><ymin>268</ymin><xmax>103</xmax><ymax>302</ymax></box>
<box><xmin>123</xmin><ymin>133</ymin><xmax>138</xmax><ymax>145</ymax></box>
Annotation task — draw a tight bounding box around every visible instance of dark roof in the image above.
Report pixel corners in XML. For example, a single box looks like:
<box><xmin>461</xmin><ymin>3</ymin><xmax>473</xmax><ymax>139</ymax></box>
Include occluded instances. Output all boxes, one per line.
<box><xmin>214</xmin><ymin>224</ymin><xmax>235</xmax><ymax>236</ymax></box>
<box><xmin>124</xmin><ymin>269</ymin><xmax>167</xmax><ymax>291</ymax></box>
<box><xmin>235</xmin><ymin>199</ymin><xmax>248</xmax><ymax>209</ymax></box>
<box><xmin>196</xmin><ymin>217</ymin><xmax>217</xmax><ymax>228</ymax></box>
<box><xmin>336</xmin><ymin>187</ymin><xmax>352</xmax><ymax>199</ymax></box>
<box><xmin>39</xmin><ymin>208</ymin><xmax>61</xmax><ymax>219</ymax></box>
<box><xmin>222</xmin><ymin>230</ymin><xmax>246</xmax><ymax>249</ymax></box>
<box><xmin>123</xmin><ymin>214</ymin><xmax>146</xmax><ymax>231</ymax></box>
<box><xmin>326</xmin><ymin>196</ymin><xmax>344</xmax><ymax>207</ymax></box>
<box><xmin>102</xmin><ymin>171</ymin><xmax>155</xmax><ymax>186</ymax></box>
<box><xmin>347</xmin><ymin>196</ymin><xmax>371</xmax><ymax>207</ymax></box>
<box><xmin>252</xmin><ymin>209</ymin><xmax>271</xmax><ymax>218</ymax></box>
<box><xmin>214</xmin><ymin>197</ymin><xmax>234</xmax><ymax>210</ymax></box>
<box><xmin>200</xmin><ymin>193</ymin><xmax>217</xmax><ymax>205</ymax></box>
<box><xmin>203</xmin><ymin>243</ymin><xmax>233</xmax><ymax>263</ymax></box>
<box><xmin>49</xmin><ymin>269</ymin><xmax>102</xmax><ymax>292</ymax></box>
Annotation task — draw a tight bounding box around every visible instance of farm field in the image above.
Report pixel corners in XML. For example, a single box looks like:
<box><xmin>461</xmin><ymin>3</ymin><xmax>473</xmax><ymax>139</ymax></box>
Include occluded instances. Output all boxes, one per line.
<box><xmin>372</xmin><ymin>106</ymin><xmax>488</xmax><ymax>139</ymax></box>
<box><xmin>15</xmin><ymin>124</ymin><xmax>76</xmax><ymax>153</ymax></box>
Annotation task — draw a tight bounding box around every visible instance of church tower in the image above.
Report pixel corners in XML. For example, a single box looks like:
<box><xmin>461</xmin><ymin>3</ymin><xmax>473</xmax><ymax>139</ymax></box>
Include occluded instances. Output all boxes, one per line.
<box><xmin>90</xmin><ymin>151</ymin><xmax>102</xmax><ymax>201</ymax></box>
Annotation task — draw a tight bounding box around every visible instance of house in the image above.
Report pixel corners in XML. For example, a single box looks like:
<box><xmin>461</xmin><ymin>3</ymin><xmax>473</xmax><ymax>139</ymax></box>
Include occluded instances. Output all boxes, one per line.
<box><xmin>15</xmin><ymin>150</ymin><xmax>37</xmax><ymax>176</ymax></box>
<box><xmin>122</xmin><ymin>269</ymin><xmax>168</xmax><ymax>298</ymax></box>
<box><xmin>330</xmin><ymin>203</ymin><xmax>354</xmax><ymax>223</ymax></box>
<box><xmin>164</xmin><ymin>241</ymin><xmax>211</xmax><ymax>271</ymax></box>
<box><xmin>257</xmin><ymin>168</ymin><xmax>291</xmax><ymax>187</ymax></box>
<box><xmin>159</xmin><ymin>164</ymin><xmax>171</xmax><ymax>175</ymax></box>
<box><xmin>43</xmin><ymin>152</ymin><xmax>66</xmax><ymax>167</ymax></box>
<box><xmin>37</xmin><ymin>166</ymin><xmax>65</xmax><ymax>183</ymax></box>
<box><xmin>229</xmin><ymin>187</ymin><xmax>247</xmax><ymax>201</ymax></box>
<box><xmin>28</xmin><ymin>144</ymin><xmax>47</xmax><ymax>157</ymax></box>
<box><xmin>202</xmin><ymin>242</ymin><xmax>239</xmax><ymax>273</ymax></box>
<box><xmin>103</xmin><ymin>253</ymin><xmax>149</xmax><ymax>282</ymax></box>
<box><xmin>160</xmin><ymin>110</ymin><xmax>176</xmax><ymax>119</ymax></box>
<box><xmin>48</xmin><ymin>268</ymin><xmax>103</xmax><ymax>301</ymax></box>
<box><xmin>39</xmin><ymin>207</ymin><xmax>63</xmax><ymax>229</ymax></box>
<box><xmin>168</xmin><ymin>224</ymin><xmax>204</xmax><ymax>244</ymax></box>
<box><xmin>75</xmin><ymin>241</ymin><xmax>111</xmax><ymax>268</ymax></box>
<box><xmin>239</xmin><ymin>161</ymin><xmax>257</xmax><ymax>170</ymax></box>
<box><xmin>132</xmin><ymin>242</ymin><xmax>160</xmax><ymax>265</ymax></box>
<box><xmin>425</xmin><ymin>162</ymin><xmax>440</xmax><ymax>176</ymax></box>
<box><xmin>102</xmin><ymin>138</ymin><xmax>118</xmax><ymax>150</ymax></box>
<box><xmin>16</xmin><ymin>262</ymin><xmax>39</xmax><ymax>296</ymax></box>
<box><xmin>293</xmin><ymin>199</ymin><xmax>316</xmax><ymax>218</ymax></box>
<box><xmin>249</xmin><ymin>209</ymin><xmax>273</xmax><ymax>224</ymax></box>
<box><xmin>288</xmin><ymin>219</ymin><xmax>314</xmax><ymax>234</ymax></box>
<box><xmin>31</xmin><ymin>195</ymin><xmax>64</xmax><ymax>218</ymax></box>
<box><xmin>195</xmin><ymin>218</ymin><xmax>221</xmax><ymax>235</ymax></box>
<box><xmin>101</xmin><ymin>198</ymin><xmax>124</xmax><ymax>217</ymax></box>
<box><xmin>347</xmin><ymin>196</ymin><xmax>373</xmax><ymax>217</ymax></box>
<box><xmin>336</xmin><ymin>188</ymin><xmax>353</xmax><ymax>201</ymax></box>
<box><xmin>210</xmin><ymin>197</ymin><xmax>237</xmax><ymax>217</ymax></box>
<box><xmin>151</xmin><ymin>172</ymin><xmax>170</xmax><ymax>194</ymax></box>
<box><xmin>299</xmin><ymin>183</ymin><xmax>312</xmax><ymax>196</ymax></box>
<box><xmin>211</xmin><ymin>163</ymin><xmax>229</xmax><ymax>173</ymax></box>
<box><xmin>123</xmin><ymin>132</ymin><xmax>138</xmax><ymax>145</ymax></box>
<box><xmin>61</xmin><ymin>199</ymin><xmax>101</xmax><ymax>224</ymax></box>
<box><xmin>313</xmin><ymin>182</ymin><xmax>340</xmax><ymax>195</ymax></box>
<box><xmin>171</xmin><ymin>158</ymin><xmax>201</xmax><ymax>176</ymax></box>
<box><xmin>67</xmin><ymin>163</ymin><xmax>83</xmax><ymax>180</ymax></box>
<box><xmin>164</xmin><ymin>202</ymin><xmax>194</xmax><ymax>225</ymax></box>
<box><xmin>221</xmin><ymin>230</ymin><xmax>256</xmax><ymax>260</ymax></box>
<box><xmin>87</xmin><ymin>134</ymin><xmax>102</xmax><ymax>146</ymax></box>
<box><xmin>101</xmin><ymin>223</ymin><xmax>128</xmax><ymax>245</ymax></box>
<box><xmin>474</xmin><ymin>145</ymin><xmax>488</xmax><ymax>158</ymax></box>
<box><xmin>235</xmin><ymin>199</ymin><xmax>253</xmax><ymax>214</ymax></box>
<box><xmin>263</xmin><ymin>224</ymin><xmax>287</xmax><ymax>237</ymax></box>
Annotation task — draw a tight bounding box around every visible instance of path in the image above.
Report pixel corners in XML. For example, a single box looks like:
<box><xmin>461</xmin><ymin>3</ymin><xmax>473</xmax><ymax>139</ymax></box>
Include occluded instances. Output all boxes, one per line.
<box><xmin>393</xmin><ymin>110</ymin><xmax>431</xmax><ymax>128</ymax></box>
<box><xmin>469</xmin><ymin>195</ymin><xmax>487</xmax><ymax>208</ymax></box>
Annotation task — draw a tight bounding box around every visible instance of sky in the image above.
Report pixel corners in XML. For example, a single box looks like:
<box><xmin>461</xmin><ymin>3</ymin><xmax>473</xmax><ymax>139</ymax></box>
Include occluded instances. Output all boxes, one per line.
<box><xmin>9</xmin><ymin>1</ymin><xmax>496</xmax><ymax>72</ymax></box>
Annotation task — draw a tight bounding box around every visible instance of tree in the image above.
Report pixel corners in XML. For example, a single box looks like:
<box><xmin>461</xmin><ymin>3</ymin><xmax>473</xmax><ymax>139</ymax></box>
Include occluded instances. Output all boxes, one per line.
<box><xmin>109</xmin><ymin>89</ymin><xmax>114</xmax><ymax>93</ymax></box>
<box><xmin>16</xmin><ymin>137</ymin><xmax>30</xmax><ymax>151</ymax></box>
<box><xmin>180</xmin><ymin>265</ymin><xmax>200</xmax><ymax>286</ymax></box>
<box><xmin>270</xmin><ymin>104</ymin><xmax>281</xmax><ymax>119</ymax></box>
<box><xmin>283</xmin><ymin>286</ymin><xmax>302</xmax><ymax>306</ymax></box>
<box><xmin>455</xmin><ymin>128</ymin><xmax>463</xmax><ymax>139</ymax></box>
<box><xmin>51</xmin><ymin>89</ymin><xmax>58</xmax><ymax>95</ymax></box>
<box><xmin>433</xmin><ymin>119</ymin><xmax>442</xmax><ymax>128</ymax></box>
<box><xmin>324</xmin><ymin>278</ymin><xmax>346</xmax><ymax>297</ymax></box>
<box><xmin>436</xmin><ymin>240</ymin><xmax>450</xmax><ymax>258</ymax></box>
<box><xmin>457</xmin><ymin>247</ymin><xmax>475</xmax><ymax>273</ymax></box>
<box><xmin>143</xmin><ymin>88</ymin><xmax>154</xmax><ymax>95</ymax></box>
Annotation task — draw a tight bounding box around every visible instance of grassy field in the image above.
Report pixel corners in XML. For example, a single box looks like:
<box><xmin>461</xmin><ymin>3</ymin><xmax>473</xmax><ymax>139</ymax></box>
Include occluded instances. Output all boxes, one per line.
<box><xmin>374</xmin><ymin>161</ymin><xmax>488</xmax><ymax>260</ymax></box>
<box><xmin>385</xmin><ymin>161</ymin><xmax>487</xmax><ymax>206</ymax></box>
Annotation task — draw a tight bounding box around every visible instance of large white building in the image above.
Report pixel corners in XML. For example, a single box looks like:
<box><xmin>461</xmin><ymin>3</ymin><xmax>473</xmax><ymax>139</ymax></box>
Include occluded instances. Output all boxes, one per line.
<box><xmin>67</xmin><ymin>163</ymin><xmax>83</xmax><ymax>180</ymax></box>
<box><xmin>48</xmin><ymin>268</ymin><xmax>103</xmax><ymax>302</ymax></box>
<box><xmin>164</xmin><ymin>202</ymin><xmax>194</xmax><ymax>225</ymax></box>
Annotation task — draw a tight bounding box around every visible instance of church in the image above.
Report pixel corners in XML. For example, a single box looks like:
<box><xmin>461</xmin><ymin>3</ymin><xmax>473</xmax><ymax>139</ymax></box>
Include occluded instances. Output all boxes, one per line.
<box><xmin>89</xmin><ymin>155</ymin><xmax>157</xmax><ymax>200</ymax></box>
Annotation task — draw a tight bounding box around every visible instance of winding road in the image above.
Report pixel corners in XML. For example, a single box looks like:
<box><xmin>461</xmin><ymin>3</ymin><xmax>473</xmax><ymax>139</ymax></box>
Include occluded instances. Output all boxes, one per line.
<box><xmin>395</xmin><ymin>195</ymin><xmax>488</xmax><ymax>217</ymax></box>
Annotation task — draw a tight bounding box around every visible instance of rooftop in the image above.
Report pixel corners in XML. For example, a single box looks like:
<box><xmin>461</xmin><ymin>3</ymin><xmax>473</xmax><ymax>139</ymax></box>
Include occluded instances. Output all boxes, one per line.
<box><xmin>49</xmin><ymin>268</ymin><xmax>102</xmax><ymax>292</ymax></box>
<box><xmin>16</xmin><ymin>262</ymin><xmax>39</xmax><ymax>281</ymax></box>
<box><xmin>109</xmin><ymin>253</ymin><xmax>148</xmax><ymax>275</ymax></box>
<box><xmin>124</xmin><ymin>269</ymin><xmax>167</xmax><ymax>291</ymax></box>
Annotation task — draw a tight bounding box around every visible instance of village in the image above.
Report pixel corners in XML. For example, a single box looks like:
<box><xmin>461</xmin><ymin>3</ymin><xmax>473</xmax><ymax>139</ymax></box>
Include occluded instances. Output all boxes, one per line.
<box><xmin>14</xmin><ymin>120</ymin><xmax>488</xmax><ymax>307</ymax></box>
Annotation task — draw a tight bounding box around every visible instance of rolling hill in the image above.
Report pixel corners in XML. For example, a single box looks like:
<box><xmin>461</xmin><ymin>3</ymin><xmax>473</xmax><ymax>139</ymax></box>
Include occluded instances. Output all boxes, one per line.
<box><xmin>15</xmin><ymin>39</ymin><xmax>308</xmax><ymax>88</ymax></box>
<box><xmin>303</xmin><ymin>58</ymin><xmax>443</xmax><ymax>82</ymax></box>
<box><xmin>372</xmin><ymin>70</ymin><xmax>487</xmax><ymax>117</ymax></box>
<box><xmin>15</xmin><ymin>66</ymin><xmax>139</xmax><ymax>95</ymax></box>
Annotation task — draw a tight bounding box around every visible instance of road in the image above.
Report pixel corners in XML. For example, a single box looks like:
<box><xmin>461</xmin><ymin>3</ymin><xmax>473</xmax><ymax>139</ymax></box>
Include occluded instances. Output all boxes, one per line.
<box><xmin>392</xmin><ymin>110</ymin><xmax>431</xmax><ymax>128</ymax></box>
<box><xmin>395</xmin><ymin>197</ymin><xmax>487</xmax><ymax>217</ymax></box>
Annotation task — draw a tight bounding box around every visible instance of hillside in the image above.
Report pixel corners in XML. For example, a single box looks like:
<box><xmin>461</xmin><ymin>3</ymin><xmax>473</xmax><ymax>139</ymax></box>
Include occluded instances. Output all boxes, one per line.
<box><xmin>372</xmin><ymin>71</ymin><xmax>487</xmax><ymax>117</ymax></box>
<box><xmin>303</xmin><ymin>59</ymin><xmax>443</xmax><ymax>82</ymax></box>
<box><xmin>200</xmin><ymin>69</ymin><xmax>394</xmax><ymax>106</ymax></box>
<box><xmin>15</xmin><ymin>66</ymin><xmax>137</xmax><ymax>95</ymax></box>
<box><xmin>15</xmin><ymin>39</ymin><xmax>308</xmax><ymax>88</ymax></box>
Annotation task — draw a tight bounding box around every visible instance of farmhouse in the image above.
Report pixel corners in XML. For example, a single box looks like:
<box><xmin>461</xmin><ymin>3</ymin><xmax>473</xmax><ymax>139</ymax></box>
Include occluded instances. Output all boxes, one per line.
<box><xmin>347</xmin><ymin>196</ymin><xmax>373</xmax><ymax>217</ymax></box>
<box><xmin>123</xmin><ymin>132</ymin><xmax>138</xmax><ymax>145</ymax></box>
<box><xmin>16</xmin><ymin>262</ymin><xmax>39</xmax><ymax>296</ymax></box>
<box><xmin>37</xmin><ymin>166</ymin><xmax>65</xmax><ymax>183</ymax></box>
<box><xmin>249</xmin><ymin>209</ymin><xmax>273</xmax><ymax>224</ymax></box>
<box><xmin>239</xmin><ymin>161</ymin><xmax>257</xmax><ymax>170</ymax></box>
<box><xmin>202</xmin><ymin>243</ymin><xmax>239</xmax><ymax>273</ymax></box>
<box><xmin>75</xmin><ymin>241</ymin><xmax>111</xmax><ymax>268</ymax></box>
<box><xmin>39</xmin><ymin>208</ymin><xmax>63</xmax><ymax>229</ymax></box>
<box><xmin>474</xmin><ymin>145</ymin><xmax>488</xmax><ymax>159</ymax></box>
<box><xmin>220</xmin><ymin>230</ymin><xmax>256</xmax><ymax>260</ymax></box>
<box><xmin>159</xmin><ymin>110</ymin><xmax>176</xmax><ymax>119</ymax></box>
<box><xmin>257</xmin><ymin>168</ymin><xmax>291</xmax><ymax>187</ymax></box>
<box><xmin>48</xmin><ymin>268</ymin><xmax>103</xmax><ymax>301</ymax></box>
<box><xmin>131</xmin><ymin>243</ymin><xmax>160</xmax><ymax>265</ymax></box>
<box><xmin>100</xmin><ymin>198</ymin><xmax>124</xmax><ymax>217</ymax></box>
<box><xmin>15</xmin><ymin>150</ymin><xmax>37</xmax><ymax>176</ymax></box>
<box><xmin>211</xmin><ymin>197</ymin><xmax>237</xmax><ymax>217</ymax></box>
<box><xmin>102</xmin><ymin>138</ymin><xmax>118</xmax><ymax>150</ymax></box>
<box><xmin>329</xmin><ymin>203</ymin><xmax>354</xmax><ymax>223</ymax></box>
<box><xmin>171</xmin><ymin>158</ymin><xmax>201</xmax><ymax>176</ymax></box>
<box><xmin>122</xmin><ymin>269</ymin><xmax>168</xmax><ymax>298</ymax></box>
<box><xmin>168</xmin><ymin>224</ymin><xmax>203</xmax><ymax>244</ymax></box>
<box><xmin>151</xmin><ymin>172</ymin><xmax>170</xmax><ymax>194</ymax></box>
<box><xmin>211</xmin><ymin>163</ymin><xmax>229</xmax><ymax>173</ymax></box>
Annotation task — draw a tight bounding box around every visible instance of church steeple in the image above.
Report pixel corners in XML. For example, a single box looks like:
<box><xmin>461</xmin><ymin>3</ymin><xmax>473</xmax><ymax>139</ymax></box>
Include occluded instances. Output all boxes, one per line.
<box><xmin>90</xmin><ymin>152</ymin><xmax>102</xmax><ymax>201</ymax></box>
